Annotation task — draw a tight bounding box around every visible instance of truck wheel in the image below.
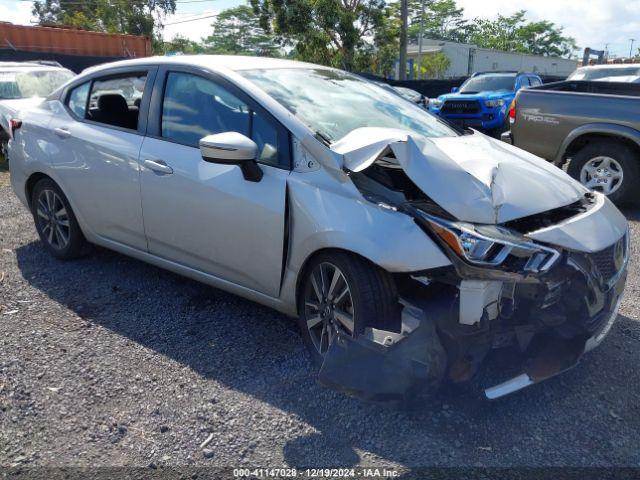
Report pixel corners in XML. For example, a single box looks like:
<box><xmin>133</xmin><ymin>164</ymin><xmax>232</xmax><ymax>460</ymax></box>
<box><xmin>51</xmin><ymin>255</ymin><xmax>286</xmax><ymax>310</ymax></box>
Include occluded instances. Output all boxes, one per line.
<box><xmin>31</xmin><ymin>178</ymin><xmax>89</xmax><ymax>260</ymax></box>
<box><xmin>297</xmin><ymin>252</ymin><xmax>400</xmax><ymax>367</ymax></box>
<box><xmin>567</xmin><ymin>140</ymin><xmax>640</xmax><ymax>205</ymax></box>
<box><xmin>489</xmin><ymin>116</ymin><xmax>510</xmax><ymax>139</ymax></box>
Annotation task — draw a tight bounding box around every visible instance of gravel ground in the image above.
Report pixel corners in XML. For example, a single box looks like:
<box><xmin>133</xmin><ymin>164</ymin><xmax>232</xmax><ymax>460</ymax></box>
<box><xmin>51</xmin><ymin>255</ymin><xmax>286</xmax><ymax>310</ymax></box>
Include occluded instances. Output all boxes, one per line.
<box><xmin>1</xmin><ymin>165</ymin><xmax>639</xmax><ymax>474</ymax></box>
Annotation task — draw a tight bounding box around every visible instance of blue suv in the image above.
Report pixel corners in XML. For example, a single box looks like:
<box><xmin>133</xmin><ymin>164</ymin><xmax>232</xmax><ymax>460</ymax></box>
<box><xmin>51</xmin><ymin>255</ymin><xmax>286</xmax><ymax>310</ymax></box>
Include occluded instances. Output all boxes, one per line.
<box><xmin>429</xmin><ymin>71</ymin><xmax>542</xmax><ymax>136</ymax></box>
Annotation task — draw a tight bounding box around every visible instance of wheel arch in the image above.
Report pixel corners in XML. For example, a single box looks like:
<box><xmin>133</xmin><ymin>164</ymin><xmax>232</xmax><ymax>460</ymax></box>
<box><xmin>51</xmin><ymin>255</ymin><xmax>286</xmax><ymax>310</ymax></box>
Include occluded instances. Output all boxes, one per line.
<box><xmin>294</xmin><ymin>247</ymin><xmax>377</xmax><ymax>316</ymax></box>
<box><xmin>25</xmin><ymin>171</ymin><xmax>53</xmax><ymax>209</ymax></box>
<box><xmin>556</xmin><ymin>123</ymin><xmax>640</xmax><ymax>167</ymax></box>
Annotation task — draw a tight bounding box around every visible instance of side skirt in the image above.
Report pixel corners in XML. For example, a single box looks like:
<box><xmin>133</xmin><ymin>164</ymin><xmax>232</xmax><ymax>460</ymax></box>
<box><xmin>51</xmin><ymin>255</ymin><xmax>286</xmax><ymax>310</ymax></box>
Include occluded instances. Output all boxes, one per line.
<box><xmin>90</xmin><ymin>235</ymin><xmax>293</xmax><ymax>316</ymax></box>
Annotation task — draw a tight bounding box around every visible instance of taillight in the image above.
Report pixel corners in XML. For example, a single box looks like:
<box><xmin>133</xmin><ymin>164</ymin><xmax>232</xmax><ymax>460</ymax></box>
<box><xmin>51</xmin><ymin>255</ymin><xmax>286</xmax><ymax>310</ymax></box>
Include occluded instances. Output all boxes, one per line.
<box><xmin>508</xmin><ymin>100</ymin><xmax>516</xmax><ymax>125</ymax></box>
<box><xmin>9</xmin><ymin>119</ymin><xmax>22</xmax><ymax>139</ymax></box>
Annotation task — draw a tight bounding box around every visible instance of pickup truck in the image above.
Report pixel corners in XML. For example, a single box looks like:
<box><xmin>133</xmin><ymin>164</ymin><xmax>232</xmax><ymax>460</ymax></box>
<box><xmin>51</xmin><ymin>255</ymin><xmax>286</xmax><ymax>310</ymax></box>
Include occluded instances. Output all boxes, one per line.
<box><xmin>429</xmin><ymin>71</ymin><xmax>542</xmax><ymax>137</ymax></box>
<box><xmin>503</xmin><ymin>80</ymin><xmax>640</xmax><ymax>205</ymax></box>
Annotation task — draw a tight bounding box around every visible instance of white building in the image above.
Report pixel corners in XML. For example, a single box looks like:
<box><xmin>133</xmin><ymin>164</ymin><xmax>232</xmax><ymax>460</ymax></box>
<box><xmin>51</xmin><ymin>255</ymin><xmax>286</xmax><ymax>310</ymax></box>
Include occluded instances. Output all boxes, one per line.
<box><xmin>404</xmin><ymin>39</ymin><xmax>578</xmax><ymax>79</ymax></box>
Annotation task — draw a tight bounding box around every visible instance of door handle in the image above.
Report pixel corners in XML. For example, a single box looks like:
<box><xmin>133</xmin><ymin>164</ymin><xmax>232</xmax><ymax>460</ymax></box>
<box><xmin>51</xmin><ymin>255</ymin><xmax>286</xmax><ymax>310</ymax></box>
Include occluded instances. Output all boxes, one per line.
<box><xmin>54</xmin><ymin>127</ymin><xmax>71</xmax><ymax>139</ymax></box>
<box><xmin>144</xmin><ymin>159</ymin><xmax>173</xmax><ymax>175</ymax></box>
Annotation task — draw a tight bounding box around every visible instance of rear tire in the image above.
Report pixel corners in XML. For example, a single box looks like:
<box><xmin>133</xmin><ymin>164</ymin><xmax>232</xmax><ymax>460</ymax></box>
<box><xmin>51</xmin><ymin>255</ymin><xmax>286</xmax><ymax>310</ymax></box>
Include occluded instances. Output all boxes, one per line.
<box><xmin>31</xmin><ymin>178</ymin><xmax>89</xmax><ymax>260</ymax></box>
<box><xmin>0</xmin><ymin>139</ymin><xmax>7</xmax><ymax>164</ymax></box>
<box><xmin>567</xmin><ymin>140</ymin><xmax>640</xmax><ymax>206</ymax></box>
<box><xmin>297</xmin><ymin>251</ymin><xmax>400</xmax><ymax>367</ymax></box>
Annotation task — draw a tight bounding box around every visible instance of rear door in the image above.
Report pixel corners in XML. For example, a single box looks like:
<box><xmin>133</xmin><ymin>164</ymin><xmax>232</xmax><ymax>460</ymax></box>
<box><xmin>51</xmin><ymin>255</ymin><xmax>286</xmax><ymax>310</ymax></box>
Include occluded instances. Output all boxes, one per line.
<box><xmin>48</xmin><ymin>66</ymin><xmax>157</xmax><ymax>250</ymax></box>
<box><xmin>138</xmin><ymin>66</ymin><xmax>290</xmax><ymax>297</ymax></box>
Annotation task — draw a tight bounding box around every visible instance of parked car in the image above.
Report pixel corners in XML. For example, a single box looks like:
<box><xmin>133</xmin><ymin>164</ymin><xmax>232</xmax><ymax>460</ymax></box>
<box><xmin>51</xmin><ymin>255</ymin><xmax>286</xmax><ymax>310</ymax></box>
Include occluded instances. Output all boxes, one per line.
<box><xmin>9</xmin><ymin>56</ymin><xmax>628</xmax><ymax>401</ymax></box>
<box><xmin>567</xmin><ymin>64</ymin><xmax>640</xmax><ymax>83</ymax></box>
<box><xmin>0</xmin><ymin>61</ymin><xmax>75</xmax><ymax>158</ymax></box>
<box><xmin>429</xmin><ymin>71</ymin><xmax>542</xmax><ymax>136</ymax></box>
<box><xmin>393</xmin><ymin>85</ymin><xmax>428</xmax><ymax>107</ymax></box>
<box><xmin>503</xmin><ymin>80</ymin><xmax>640</xmax><ymax>205</ymax></box>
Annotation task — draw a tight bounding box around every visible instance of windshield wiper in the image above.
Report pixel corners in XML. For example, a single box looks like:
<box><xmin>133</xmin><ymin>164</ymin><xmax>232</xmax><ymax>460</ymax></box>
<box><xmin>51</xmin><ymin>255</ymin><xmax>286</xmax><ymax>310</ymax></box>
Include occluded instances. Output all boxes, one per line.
<box><xmin>315</xmin><ymin>131</ymin><xmax>332</xmax><ymax>146</ymax></box>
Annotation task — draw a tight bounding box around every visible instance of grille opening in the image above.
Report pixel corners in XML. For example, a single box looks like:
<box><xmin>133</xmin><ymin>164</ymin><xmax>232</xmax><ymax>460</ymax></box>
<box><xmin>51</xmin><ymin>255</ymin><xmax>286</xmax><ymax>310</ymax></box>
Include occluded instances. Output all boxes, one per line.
<box><xmin>441</xmin><ymin>100</ymin><xmax>481</xmax><ymax>114</ymax></box>
<box><xmin>503</xmin><ymin>197</ymin><xmax>590</xmax><ymax>234</ymax></box>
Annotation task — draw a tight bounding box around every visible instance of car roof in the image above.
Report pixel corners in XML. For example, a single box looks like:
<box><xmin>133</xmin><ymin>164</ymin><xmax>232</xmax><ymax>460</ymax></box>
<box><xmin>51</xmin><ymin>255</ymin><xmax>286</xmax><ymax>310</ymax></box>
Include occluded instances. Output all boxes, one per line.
<box><xmin>472</xmin><ymin>71</ymin><xmax>537</xmax><ymax>77</ymax></box>
<box><xmin>579</xmin><ymin>63</ymin><xmax>640</xmax><ymax>70</ymax></box>
<box><xmin>0</xmin><ymin>61</ymin><xmax>66</xmax><ymax>70</ymax></box>
<box><xmin>82</xmin><ymin>55</ymin><xmax>330</xmax><ymax>76</ymax></box>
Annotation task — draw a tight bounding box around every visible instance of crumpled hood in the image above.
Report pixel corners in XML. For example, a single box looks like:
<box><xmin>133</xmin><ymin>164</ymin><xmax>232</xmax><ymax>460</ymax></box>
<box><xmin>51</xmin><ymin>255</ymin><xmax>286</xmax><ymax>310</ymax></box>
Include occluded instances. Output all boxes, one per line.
<box><xmin>330</xmin><ymin>127</ymin><xmax>587</xmax><ymax>224</ymax></box>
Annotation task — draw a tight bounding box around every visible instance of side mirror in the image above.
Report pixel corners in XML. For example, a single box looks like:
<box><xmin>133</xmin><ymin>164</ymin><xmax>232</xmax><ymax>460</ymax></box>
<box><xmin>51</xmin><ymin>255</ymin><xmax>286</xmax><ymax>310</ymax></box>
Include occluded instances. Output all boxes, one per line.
<box><xmin>451</xmin><ymin>87</ymin><xmax>459</xmax><ymax>93</ymax></box>
<box><xmin>199</xmin><ymin>132</ymin><xmax>263</xmax><ymax>182</ymax></box>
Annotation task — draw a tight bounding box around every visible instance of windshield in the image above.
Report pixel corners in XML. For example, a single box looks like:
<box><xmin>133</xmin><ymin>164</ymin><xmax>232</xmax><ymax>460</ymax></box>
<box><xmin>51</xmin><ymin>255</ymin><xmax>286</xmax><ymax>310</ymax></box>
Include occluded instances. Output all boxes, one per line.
<box><xmin>568</xmin><ymin>66</ymin><xmax>640</xmax><ymax>81</ymax></box>
<box><xmin>240</xmin><ymin>68</ymin><xmax>456</xmax><ymax>142</ymax></box>
<box><xmin>459</xmin><ymin>75</ymin><xmax>516</xmax><ymax>93</ymax></box>
<box><xmin>0</xmin><ymin>69</ymin><xmax>74</xmax><ymax>99</ymax></box>
<box><xmin>394</xmin><ymin>86</ymin><xmax>421</xmax><ymax>99</ymax></box>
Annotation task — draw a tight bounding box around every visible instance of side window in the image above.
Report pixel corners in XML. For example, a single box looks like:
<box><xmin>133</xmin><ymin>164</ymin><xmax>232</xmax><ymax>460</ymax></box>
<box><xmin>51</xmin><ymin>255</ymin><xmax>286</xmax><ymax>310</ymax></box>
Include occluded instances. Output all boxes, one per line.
<box><xmin>530</xmin><ymin>76</ymin><xmax>542</xmax><ymax>86</ymax></box>
<box><xmin>519</xmin><ymin>76</ymin><xmax>531</xmax><ymax>88</ymax></box>
<box><xmin>251</xmin><ymin>110</ymin><xmax>279</xmax><ymax>166</ymax></box>
<box><xmin>162</xmin><ymin>72</ymin><xmax>250</xmax><ymax>147</ymax></box>
<box><xmin>67</xmin><ymin>81</ymin><xmax>90</xmax><ymax>118</ymax></box>
<box><xmin>87</xmin><ymin>73</ymin><xmax>147</xmax><ymax>130</ymax></box>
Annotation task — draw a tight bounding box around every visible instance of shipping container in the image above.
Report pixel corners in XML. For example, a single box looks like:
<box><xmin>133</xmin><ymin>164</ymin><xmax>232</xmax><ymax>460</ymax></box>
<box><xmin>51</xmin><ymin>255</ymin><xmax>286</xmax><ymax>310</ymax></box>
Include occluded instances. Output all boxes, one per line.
<box><xmin>0</xmin><ymin>22</ymin><xmax>151</xmax><ymax>57</ymax></box>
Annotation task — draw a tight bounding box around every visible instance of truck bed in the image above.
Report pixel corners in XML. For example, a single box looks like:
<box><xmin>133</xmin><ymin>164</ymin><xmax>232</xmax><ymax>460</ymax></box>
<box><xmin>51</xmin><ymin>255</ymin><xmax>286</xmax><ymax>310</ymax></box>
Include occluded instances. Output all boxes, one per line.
<box><xmin>510</xmin><ymin>80</ymin><xmax>640</xmax><ymax>163</ymax></box>
<box><xmin>529</xmin><ymin>80</ymin><xmax>640</xmax><ymax>97</ymax></box>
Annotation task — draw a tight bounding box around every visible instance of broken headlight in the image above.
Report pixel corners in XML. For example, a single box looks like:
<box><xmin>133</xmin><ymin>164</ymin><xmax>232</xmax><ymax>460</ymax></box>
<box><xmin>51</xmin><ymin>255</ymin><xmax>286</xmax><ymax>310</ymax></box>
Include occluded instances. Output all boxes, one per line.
<box><xmin>420</xmin><ymin>213</ymin><xmax>560</xmax><ymax>272</ymax></box>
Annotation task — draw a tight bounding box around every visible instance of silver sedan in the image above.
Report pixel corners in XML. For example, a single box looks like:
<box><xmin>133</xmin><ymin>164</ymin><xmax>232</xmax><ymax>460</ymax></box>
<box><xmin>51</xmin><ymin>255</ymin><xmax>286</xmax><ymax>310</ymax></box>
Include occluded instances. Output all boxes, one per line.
<box><xmin>8</xmin><ymin>56</ymin><xmax>629</xmax><ymax>401</ymax></box>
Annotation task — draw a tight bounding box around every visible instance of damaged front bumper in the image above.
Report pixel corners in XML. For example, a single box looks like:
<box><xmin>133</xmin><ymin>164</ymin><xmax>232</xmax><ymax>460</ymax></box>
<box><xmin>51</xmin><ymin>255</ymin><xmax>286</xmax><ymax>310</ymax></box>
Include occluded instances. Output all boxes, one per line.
<box><xmin>318</xmin><ymin>228</ymin><xmax>629</xmax><ymax>402</ymax></box>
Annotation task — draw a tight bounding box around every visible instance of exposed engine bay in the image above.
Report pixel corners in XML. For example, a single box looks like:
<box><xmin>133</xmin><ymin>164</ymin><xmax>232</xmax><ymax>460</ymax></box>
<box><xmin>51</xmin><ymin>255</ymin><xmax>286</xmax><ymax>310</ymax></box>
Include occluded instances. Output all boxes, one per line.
<box><xmin>315</xmin><ymin>128</ymin><xmax>629</xmax><ymax>401</ymax></box>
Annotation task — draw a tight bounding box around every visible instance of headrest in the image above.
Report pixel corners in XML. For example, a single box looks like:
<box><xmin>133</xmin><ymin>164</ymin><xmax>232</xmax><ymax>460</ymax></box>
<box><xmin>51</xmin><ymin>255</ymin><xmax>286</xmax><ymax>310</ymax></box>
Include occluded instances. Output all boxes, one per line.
<box><xmin>98</xmin><ymin>94</ymin><xmax>128</xmax><ymax>114</ymax></box>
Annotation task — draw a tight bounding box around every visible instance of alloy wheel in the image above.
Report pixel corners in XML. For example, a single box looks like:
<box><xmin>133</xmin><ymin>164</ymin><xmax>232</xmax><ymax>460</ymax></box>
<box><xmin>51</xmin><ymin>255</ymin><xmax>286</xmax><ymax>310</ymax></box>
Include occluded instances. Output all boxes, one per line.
<box><xmin>303</xmin><ymin>262</ymin><xmax>355</xmax><ymax>355</ymax></box>
<box><xmin>579</xmin><ymin>156</ymin><xmax>624</xmax><ymax>195</ymax></box>
<box><xmin>36</xmin><ymin>189</ymin><xmax>71</xmax><ymax>250</ymax></box>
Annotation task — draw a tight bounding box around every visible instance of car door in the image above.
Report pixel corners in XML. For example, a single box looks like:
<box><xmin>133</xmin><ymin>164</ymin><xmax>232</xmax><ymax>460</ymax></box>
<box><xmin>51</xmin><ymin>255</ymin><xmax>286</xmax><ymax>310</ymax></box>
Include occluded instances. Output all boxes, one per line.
<box><xmin>138</xmin><ymin>67</ymin><xmax>290</xmax><ymax>297</ymax></box>
<box><xmin>47</xmin><ymin>66</ymin><xmax>157</xmax><ymax>251</ymax></box>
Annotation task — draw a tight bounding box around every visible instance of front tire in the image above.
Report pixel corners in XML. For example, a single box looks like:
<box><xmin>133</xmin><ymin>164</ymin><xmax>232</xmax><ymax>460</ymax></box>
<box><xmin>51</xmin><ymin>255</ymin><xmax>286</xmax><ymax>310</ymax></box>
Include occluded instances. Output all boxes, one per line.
<box><xmin>567</xmin><ymin>140</ymin><xmax>640</xmax><ymax>205</ymax></box>
<box><xmin>31</xmin><ymin>178</ymin><xmax>88</xmax><ymax>260</ymax></box>
<box><xmin>297</xmin><ymin>252</ymin><xmax>400</xmax><ymax>367</ymax></box>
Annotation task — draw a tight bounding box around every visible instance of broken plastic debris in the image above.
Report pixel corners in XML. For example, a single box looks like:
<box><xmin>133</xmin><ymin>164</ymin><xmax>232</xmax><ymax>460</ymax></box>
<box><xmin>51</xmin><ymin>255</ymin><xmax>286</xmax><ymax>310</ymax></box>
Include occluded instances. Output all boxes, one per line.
<box><xmin>317</xmin><ymin>301</ymin><xmax>446</xmax><ymax>403</ymax></box>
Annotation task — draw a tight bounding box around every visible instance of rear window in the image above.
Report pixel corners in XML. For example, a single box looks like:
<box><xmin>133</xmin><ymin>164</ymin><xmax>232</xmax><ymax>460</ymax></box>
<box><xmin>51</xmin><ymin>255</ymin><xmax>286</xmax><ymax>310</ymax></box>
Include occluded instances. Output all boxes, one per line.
<box><xmin>568</xmin><ymin>67</ymin><xmax>640</xmax><ymax>81</ymax></box>
<box><xmin>0</xmin><ymin>68</ymin><xmax>74</xmax><ymax>99</ymax></box>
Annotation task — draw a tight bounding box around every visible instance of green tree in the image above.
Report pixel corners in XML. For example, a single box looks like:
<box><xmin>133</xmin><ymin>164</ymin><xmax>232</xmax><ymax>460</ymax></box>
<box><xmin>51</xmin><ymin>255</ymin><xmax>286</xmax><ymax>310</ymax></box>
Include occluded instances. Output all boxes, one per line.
<box><xmin>202</xmin><ymin>5</ymin><xmax>279</xmax><ymax>56</ymax></box>
<box><xmin>32</xmin><ymin>0</ymin><xmax>176</xmax><ymax>38</ymax></box>
<box><xmin>405</xmin><ymin>0</ymin><xmax>470</xmax><ymax>44</ymax></box>
<box><xmin>160</xmin><ymin>34</ymin><xmax>204</xmax><ymax>55</ymax></box>
<box><xmin>414</xmin><ymin>51</ymin><xmax>450</xmax><ymax>78</ymax></box>
<box><xmin>250</xmin><ymin>0</ymin><xmax>388</xmax><ymax>70</ymax></box>
<box><xmin>468</xmin><ymin>10</ymin><xmax>576</xmax><ymax>57</ymax></box>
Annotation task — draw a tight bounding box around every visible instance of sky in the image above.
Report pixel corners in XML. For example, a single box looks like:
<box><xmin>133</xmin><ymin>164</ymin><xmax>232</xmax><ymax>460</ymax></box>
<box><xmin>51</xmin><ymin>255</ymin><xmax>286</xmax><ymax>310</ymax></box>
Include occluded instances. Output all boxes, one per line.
<box><xmin>0</xmin><ymin>0</ymin><xmax>637</xmax><ymax>58</ymax></box>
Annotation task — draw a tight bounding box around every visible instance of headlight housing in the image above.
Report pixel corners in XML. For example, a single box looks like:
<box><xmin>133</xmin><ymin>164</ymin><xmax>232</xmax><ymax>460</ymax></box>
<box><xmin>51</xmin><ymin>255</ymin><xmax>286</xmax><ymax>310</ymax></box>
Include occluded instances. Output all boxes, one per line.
<box><xmin>484</xmin><ymin>99</ymin><xmax>505</xmax><ymax>108</ymax></box>
<box><xmin>420</xmin><ymin>213</ymin><xmax>560</xmax><ymax>273</ymax></box>
<box><xmin>429</xmin><ymin>98</ymin><xmax>443</xmax><ymax>108</ymax></box>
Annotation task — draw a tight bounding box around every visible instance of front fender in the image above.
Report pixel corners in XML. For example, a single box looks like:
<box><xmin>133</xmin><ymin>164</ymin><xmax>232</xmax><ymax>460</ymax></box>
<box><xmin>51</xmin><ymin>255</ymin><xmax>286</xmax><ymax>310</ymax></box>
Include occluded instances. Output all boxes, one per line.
<box><xmin>554</xmin><ymin>122</ymin><xmax>640</xmax><ymax>165</ymax></box>
<box><xmin>285</xmin><ymin>170</ymin><xmax>451</xmax><ymax>275</ymax></box>
<box><xmin>276</xmin><ymin>170</ymin><xmax>451</xmax><ymax>315</ymax></box>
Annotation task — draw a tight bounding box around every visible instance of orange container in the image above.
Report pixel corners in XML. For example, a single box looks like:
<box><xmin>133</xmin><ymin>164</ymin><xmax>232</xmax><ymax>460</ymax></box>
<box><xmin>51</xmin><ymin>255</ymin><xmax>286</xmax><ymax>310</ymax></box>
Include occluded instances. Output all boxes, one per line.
<box><xmin>0</xmin><ymin>22</ymin><xmax>151</xmax><ymax>57</ymax></box>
